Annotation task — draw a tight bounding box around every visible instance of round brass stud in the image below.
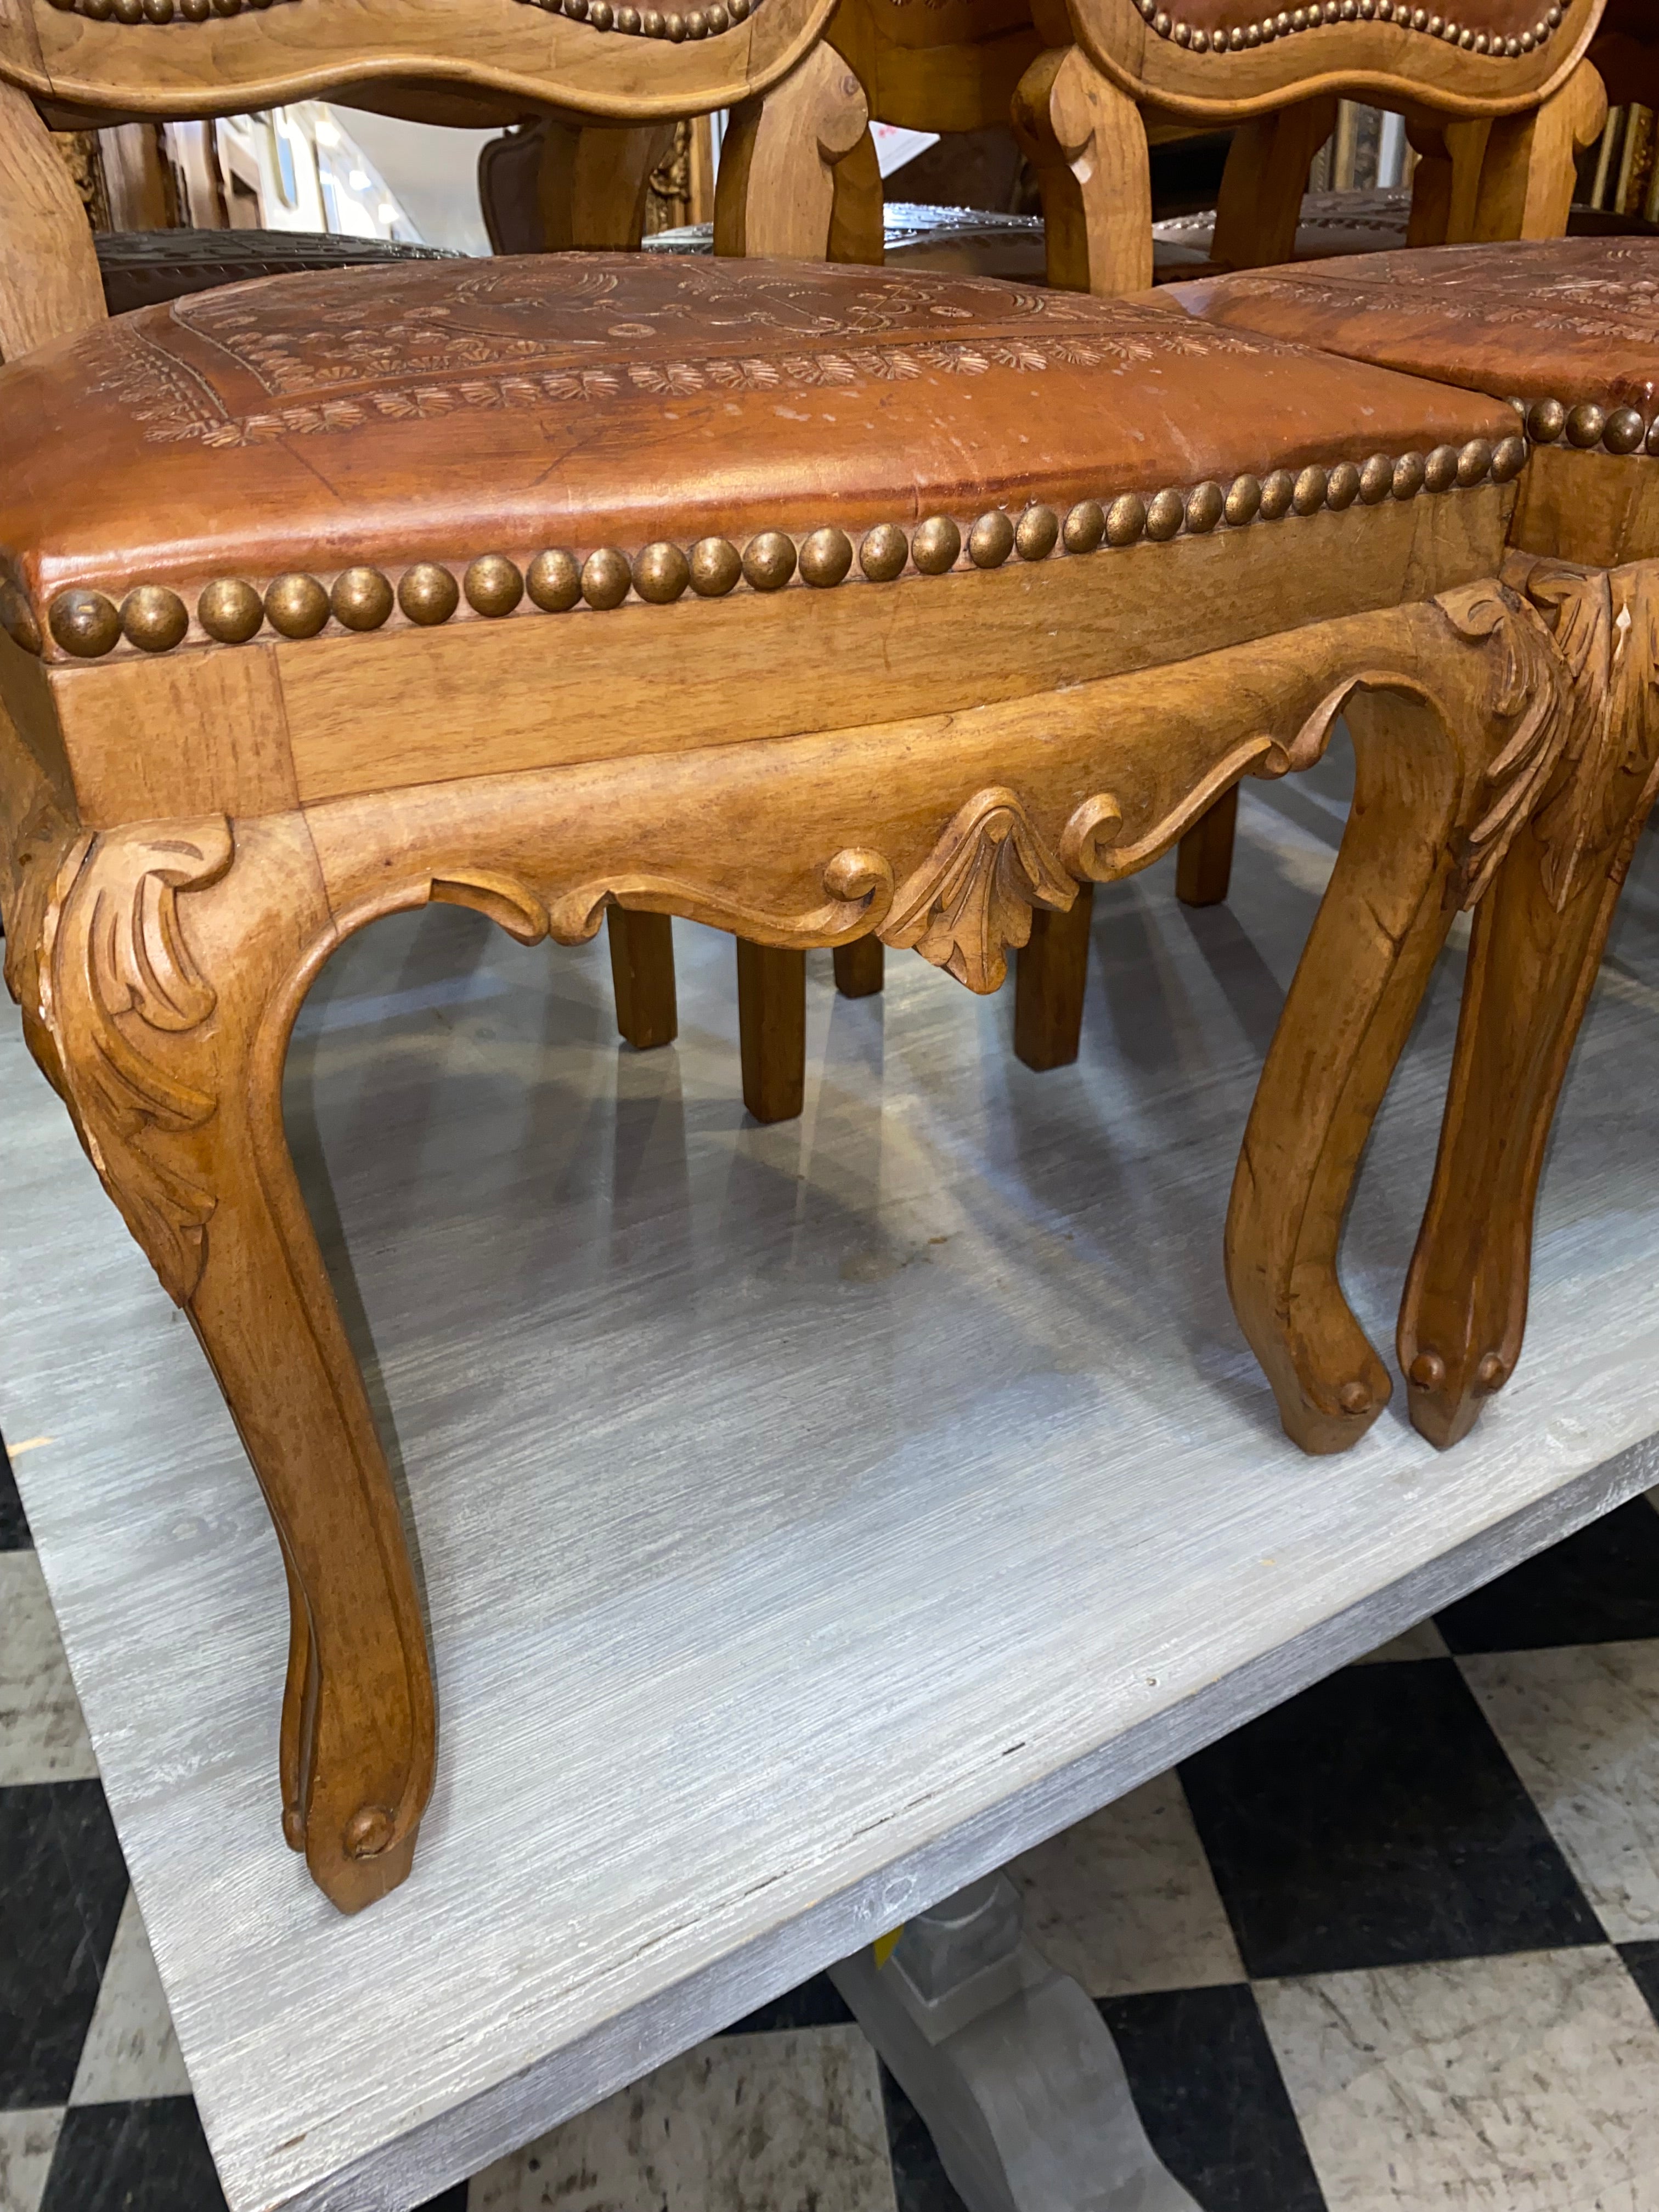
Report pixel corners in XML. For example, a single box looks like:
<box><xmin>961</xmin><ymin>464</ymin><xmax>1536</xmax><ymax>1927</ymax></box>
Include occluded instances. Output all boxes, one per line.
<box><xmin>1014</xmin><ymin>505</ymin><xmax>1059</xmax><ymax>562</ymax></box>
<box><xmin>330</xmin><ymin>567</ymin><xmax>394</xmax><ymax>631</ymax></box>
<box><xmin>969</xmin><ymin>511</ymin><xmax>1016</xmax><ymax>567</ymax></box>
<box><xmin>1325</xmin><ymin>460</ymin><xmax>1361</xmax><ymax>511</ymax></box>
<box><xmin>399</xmin><ymin>562</ymin><xmax>460</xmax><ymax>626</ymax></box>
<box><xmin>1186</xmin><ymin>481</ymin><xmax>1225</xmax><ymax>534</ymax></box>
<box><xmin>1455</xmin><ymin>438</ymin><xmax>1492</xmax><ymax>487</ymax></box>
<box><xmin>1565</xmin><ymin>400</ymin><xmax>1606</xmax><ymax>449</ymax></box>
<box><xmin>860</xmin><ymin>524</ymin><xmax>909</xmax><ymax>583</ymax></box>
<box><xmin>119</xmin><ymin>586</ymin><xmax>189</xmax><ymax>654</ymax></box>
<box><xmin>1408</xmin><ymin>1351</ymin><xmax>1446</xmax><ymax>1391</ymax></box>
<box><xmin>344</xmin><ymin>1805</ymin><xmax>394</xmax><ymax>1859</ymax></box>
<box><xmin>1526</xmin><ymin>396</ymin><xmax>1566</xmax><ymax>443</ymax></box>
<box><xmin>1143</xmin><ymin>488</ymin><xmax>1183</xmax><ymax>541</ymax></box>
<box><xmin>179</xmin><ymin>0</ymin><xmax>212</xmax><ymax>12</ymax></box>
<box><xmin>589</xmin><ymin>0</ymin><xmax>612</xmax><ymax>20</ymax></box>
<box><xmin>266</xmin><ymin>573</ymin><xmax>330</xmax><ymax>639</ymax></box>
<box><xmin>112</xmin><ymin>0</ymin><xmax>142</xmax><ymax>20</ymax></box>
<box><xmin>1291</xmin><ymin>464</ymin><xmax>1328</xmax><ymax>515</ymax></box>
<box><xmin>1224</xmin><ymin>475</ymin><xmax>1262</xmax><ymax>526</ymax></box>
<box><xmin>911</xmin><ymin>516</ymin><xmax>962</xmax><ymax>575</ymax></box>
<box><xmin>1648</xmin><ymin>418</ymin><xmax>1659</xmax><ymax>456</ymax></box>
<box><xmin>198</xmin><ymin>577</ymin><xmax>264</xmax><ymax>644</ymax></box>
<box><xmin>1474</xmin><ymin>1351</ymin><xmax>1507</xmax><ymax>1392</ymax></box>
<box><xmin>1258</xmin><ymin>469</ymin><xmax>1296</xmax><ymax>520</ymax></box>
<box><xmin>689</xmin><ymin>538</ymin><xmax>742</xmax><ymax>597</ymax></box>
<box><xmin>1337</xmin><ymin>1380</ymin><xmax>1371</xmax><ymax>1415</ymax></box>
<box><xmin>465</xmin><ymin>554</ymin><xmax>525</xmax><ymax>617</ymax></box>
<box><xmin>631</xmin><ymin>542</ymin><xmax>691</xmax><ymax>605</ymax></box>
<box><xmin>0</xmin><ymin>581</ymin><xmax>42</xmax><ymax>656</ymax></box>
<box><xmin>742</xmin><ymin>531</ymin><xmax>797</xmax><ymax>592</ymax></box>
<box><xmin>527</xmin><ymin>549</ymin><xmax>582</xmax><ymax>612</ymax></box>
<box><xmin>1491</xmin><ymin>434</ymin><xmax>1528</xmax><ymax>482</ymax></box>
<box><xmin>1063</xmin><ymin>500</ymin><xmax>1105</xmax><ymax>555</ymax></box>
<box><xmin>1104</xmin><ymin>493</ymin><xmax>1147</xmax><ymax>546</ymax></box>
<box><xmin>799</xmin><ymin>527</ymin><xmax>853</xmax><ymax>589</ymax></box>
<box><xmin>580</xmin><ymin>548</ymin><xmax>633</xmax><ymax>610</ymax></box>
<box><xmin>1604</xmin><ymin>405</ymin><xmax>1646</xmax><ymax>455</ymax></box>
<box><xmin>1391</xmin><ymin>452</ymin><xmax>1426</xmax><ymax>500</ymax></box>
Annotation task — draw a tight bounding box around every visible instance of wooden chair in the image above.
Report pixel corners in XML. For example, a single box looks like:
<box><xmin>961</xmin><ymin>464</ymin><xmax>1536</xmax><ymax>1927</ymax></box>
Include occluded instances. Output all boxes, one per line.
<box><xmin>0</xmin><ymin>0</ymin><xmax>1566</xmax><ymax>1909</ymax></box>
<box><xmin>503</xmin><ymin>0</ymin><xmax>1609</xmax><ymax>1104</ymax></box>
<box><xmin>1172</xmin><ymin>233</ymin><xmax>1659</xmax><ymax>1449</ymax></box>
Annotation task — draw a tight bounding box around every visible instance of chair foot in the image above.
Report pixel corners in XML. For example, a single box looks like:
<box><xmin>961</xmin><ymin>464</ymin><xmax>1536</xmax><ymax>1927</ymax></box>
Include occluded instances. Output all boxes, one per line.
<box><xmin>1014</xmin><ymin>885</ymin><xmax>1093</xmax><ymax>1070</ymax></box>
<box><xmin>607</xmin><ymin>907</ymin><xmax>678</xmax><ymax>1049</ymax></box>
<box><xmin>1175</xmin><ymin>786</ymin><xmax>1238</xmax><ymax>909</ymax></box>
<box><xmin>833</xmin><ymin>935</ymin><xmax>884</xmax><ymax>999</ymax></box>
<box><xmin>736</xmin><ymin>939</ymin><xmax>806</xmax><ymax>1122</ymax></box>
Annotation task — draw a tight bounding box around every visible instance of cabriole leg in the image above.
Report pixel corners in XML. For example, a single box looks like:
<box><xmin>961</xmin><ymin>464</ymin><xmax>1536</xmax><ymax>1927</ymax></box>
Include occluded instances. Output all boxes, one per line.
<box><xmin>1401</xmin><ymin>560</ymin><xmax>1658</xmax><ymax>1445</ymax></box>
<box><xmin>34</xmin><ymin>814</ymin><xmax>435</xmax><ymax>1912</ymax></box>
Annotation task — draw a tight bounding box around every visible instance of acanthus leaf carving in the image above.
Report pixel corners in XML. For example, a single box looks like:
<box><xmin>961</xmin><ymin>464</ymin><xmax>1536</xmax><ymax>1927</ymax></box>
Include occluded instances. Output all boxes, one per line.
<box><xmin>881</xmin><ymin>786</ymin><xmax>1076</xmax><ymax>994</ymax></box>
<box><xmin>1516</xmin><ymin>558</ymin><xmax>1659</xmax><ymax>911</ymax></box>
<box><xmin>1435</xmin><ymin>578</ymin><xmax>1575</xmax><ymax>911</ymax></box>
<box><xmin>42</xmin><ymin>819</ymin><xmax>233</xmax><ymax>1306</ymax></box>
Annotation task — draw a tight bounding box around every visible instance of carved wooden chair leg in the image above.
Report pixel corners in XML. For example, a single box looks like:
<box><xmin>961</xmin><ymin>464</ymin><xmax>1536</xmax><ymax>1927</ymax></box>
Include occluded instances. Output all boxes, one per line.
<box><xmin>1469</xmin><ymin>59</ymin><xmax>1607</xmax><ymax>241</ymax></box>
<box><xmin>714</xmin><ymin>41</ymin><xmax>871</xmax><ymax>260</ymax></box>
<box><xmin>1011</xmin><ymin>44</ymin><xmax>1152</xmax><ymax>296</ymax></box>
<box><xmin>736</xmin><ymin>938</ymin><xmax>807</xmax><ymax>1122</ymax></box>
<box><xmin>1404</xmin><ymin>116</ymin><xmax>1491</xmax><ymax>247</ymax></box>
<box><xmin>833</xmin><ymin>935</ymin><xmax>885</xmax><ymax>998</ymax></box>
<box><xmin>1400</xmin><ymin>559</ymin><xmax>1657</xmax><ymax>1448</ymax></box>
<box><xmin>535</xmin><ymin>121</ymin><xmax>677</xmax><ymax>251</ymax></box>
<box><xmin>1226</xmin><ymin>666</ymin><xmax>1504</xmax><ymax>1454</ymax></box>
<box><xmin>1209</xmin><ymin>95</ymin><xmax>1337</xmax><ymax>271</ymax></box>
<box><xmin>1174</xmin><ymin>785</ymin><xmax>1239</xmax><ymax>909</ymax></box>
<box><xmin>32</xmin><ymin>816</ymin><xmax>436</xmax><ymax>1912</ymax></box>
<box><xmin>828</xmin><ymin>128</ymin><xmax>887</xmax><ymax>266</ymax></box>
<box><xmin>1013</xmin><ymin>884</ymin><xmax>1093</xmax><ymax>1071</ymax></box>
<box><xmin>606</xmin><ymin>907</ymin><xmax>678</xmax><ymax>1049</ymax></box>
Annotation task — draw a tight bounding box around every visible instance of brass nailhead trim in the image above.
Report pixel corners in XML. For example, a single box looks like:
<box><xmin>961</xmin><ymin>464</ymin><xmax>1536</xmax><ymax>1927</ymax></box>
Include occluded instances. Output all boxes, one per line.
<box><xmin>1520</xmin><ymin>396</ymin><xmax>1658</xmax><ymax>457</ymax></box>
<box><xmin>32</xmin><ymin>441</ymin><xmax>1521</xmax><ymax>661</ymax></box>
<box><xmin>1135</xmin><ymin>0</ymin><xmax>1559</xmax><ymax>55</ymax></box>
<box><xmin>43</xmin><ymin>0</ymin><xmax>752</xmax><ymax>29</ymax></box>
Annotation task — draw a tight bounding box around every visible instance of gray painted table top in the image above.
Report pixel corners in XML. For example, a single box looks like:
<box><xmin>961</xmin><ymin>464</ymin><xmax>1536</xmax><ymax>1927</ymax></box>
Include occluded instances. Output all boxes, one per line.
<box><xmin>4</xmin><ymin>754</ymin><xmax>1657</xmax><ymax>2212</ymax></box>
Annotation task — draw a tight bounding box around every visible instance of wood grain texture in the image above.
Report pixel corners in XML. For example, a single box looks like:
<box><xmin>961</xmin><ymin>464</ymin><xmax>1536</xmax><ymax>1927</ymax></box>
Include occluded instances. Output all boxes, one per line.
<box><xmin>8</xmin><ymin>0</ymin><xmax>840</xmax><ymax>129</ymax></box>
<box><xmin>1210</xmin><ymin>95</ymin><xmax>1338</xmax><ymax>270</ymax></box>
<box><xmin>537</xmin><ymin>120</ymin><xmax>676</xmax><ymax>251</ymax></box>
<box><xmin>736</xmin><ymin>938</ymin><xmax>806</xmax><ymax>1121</ymax></box>
<box><xmin>8</xmin><ymin>769</ymin><xmax>1659</xmax><ymax>2212</ymax></box>
<box><xmin>606</xmin><ymin>907</ymin><xmax>678</xmax><ymax>1049</ymax></box>
<box><xmin>832</xmin><ymin>933</ymin><xmax>885</xmax><ymax>998</ymax></box>
<box><xmin>53</xmin><ymin>644</ymin><xmax>299</xmax><ymax>826</ymax></box>
<box><xmin>1400</xmin><ymin>552</ymin><xmax>1659</xmax><ymax>1447</ymax></box>
<box><xmin>1013</xmin><ymin>42</ymin><xmax>1153</xmax><ymax>295</ymax></box>
<box><xmin>713</xmin><ymin>37</ymin><xmax>870</xmax><ymax>258</ymax></box>
<box><xmin>0</xmin><ymin>75</ymin><xmax>103</xmax><ymax>360</ymax></box>
<box><xmin>1468</xmin><ymin>55</ymin><xmax>1608</xmax><ymax>239</ymax></box>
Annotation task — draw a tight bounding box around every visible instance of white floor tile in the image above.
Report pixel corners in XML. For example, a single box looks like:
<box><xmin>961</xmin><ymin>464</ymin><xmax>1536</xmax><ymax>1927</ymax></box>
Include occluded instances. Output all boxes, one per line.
<box><xmin>1353</xmin><ymin>1620</ymin><xmax>1451</xmax><ymax>1663</ymax></box>
<box><xmin>1010</xmin><ymin>1769</ymin><xmax>1245</xmax><ymax>1997</ymax></box>
<box><xmin>0</xmin><ymin>2109</ymin><xmax>63</xmax><ymax>2212</ymax></box>
<box><xmin>468</xmin><ymin>2025</ymin><xmax>897</xmax><ymax>2212</ymax></box>
<box><xmin>69</xmin><ymin>1887</ymin><xmax>191</xmax><ymax>2105</ymax></box>
<box><xmin>0</xmin><ymin>1550</ymin><xmax>97</xmax><ymax>1785</ymax></box>
<box><xmin>1259</xmin><ymin>1946</ymin><xmax>1659</xmax><ymax>2212</ymax></box>
<box><xmin>1460</xmin><ymin>1642</ymin><xmax>1659</xmax><ymax>1942</ymax></box>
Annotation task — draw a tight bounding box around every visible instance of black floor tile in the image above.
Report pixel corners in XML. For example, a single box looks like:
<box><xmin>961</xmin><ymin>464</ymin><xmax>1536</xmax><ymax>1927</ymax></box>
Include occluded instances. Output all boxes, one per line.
<box><xmin>1435</xmin><ymin>1500</ymin><xmax>1659</xmax><ymax>1651</ymax></box>
<box><xmin>720</xmin><ymin>1971</ymin><xmax>855</xmax><ymax>2035</ymax></box>
<box><xmin>41</xmin><ymin>2098</ymin><xmax>227</xmax><ymax>2211</ymax></box>
<box><xmin>1178</xmin><ymin>1660</ymin><xmax>1601</xmax><ymax>1978</ymax></box>
<box><xmin>0</xmin><ymin>1782</ymin><xmax>129</xmax><ymax>2107</ymax></box>
<box><xmin>1618</xmin><ymin>1940</ymin><xmax>1659</xmax><ymax>2032</ymax></box>
<box><xmin>881</xmin><ymin>2063</ymin><xmax>969</xmax><ymax>2212</ymax></box>
<box><xmin>1102</xmin><ymin>1984</ymin><xmax>1327</xmax><ymax>2212</ymax></box>
<box><xmin>0</xmin><ymin>1430</ymin><xmax>29</xmax><ymax>1549</ymax></box>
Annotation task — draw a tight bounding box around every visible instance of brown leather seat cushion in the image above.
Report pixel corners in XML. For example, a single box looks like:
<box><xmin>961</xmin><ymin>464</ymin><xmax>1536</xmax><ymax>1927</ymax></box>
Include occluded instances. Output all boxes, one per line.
<box><xmin>1171</xmin><ymin>238</ymin><xmax>1659</xmax><ymax>424</ymax></box>
<box><xmin>94</xmin><ymin>229</ymin><xmax>461</xmax><ymax>318</ymax></box>
<box><xmin>1</xmin><ymin>251</ymin><xmax>1515</xmax><ymax>622</ymax></box>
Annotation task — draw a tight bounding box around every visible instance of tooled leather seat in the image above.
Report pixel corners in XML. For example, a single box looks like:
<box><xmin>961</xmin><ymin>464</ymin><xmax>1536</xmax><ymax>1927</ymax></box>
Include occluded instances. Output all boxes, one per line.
<box><xmin>1</xmin><ymin>251</ymin><xmax>1518</xmax><ymax>682</ymax></box>
<box><xmin>1171</xmin><ymin>236</ymin><xmax>1659</xmax><ymax>561</ymax></box>
<box><xmin>93</xmin><ymin>228</ymin><xmax>460</xmax><ymax>318</ymax></box>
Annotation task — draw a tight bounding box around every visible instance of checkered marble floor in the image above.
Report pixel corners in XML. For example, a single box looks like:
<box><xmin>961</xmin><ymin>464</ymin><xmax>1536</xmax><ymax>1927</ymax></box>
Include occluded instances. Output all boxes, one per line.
<box><xmin>9</xmin><ymin>1419</ymin><xmax>1659</xmax><ymax>2212</ymax></box>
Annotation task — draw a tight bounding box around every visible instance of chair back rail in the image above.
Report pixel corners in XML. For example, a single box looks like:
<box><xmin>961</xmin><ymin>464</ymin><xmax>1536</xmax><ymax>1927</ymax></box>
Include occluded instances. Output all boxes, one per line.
<box><xmin>0</xmin><ymin>0</ymin><xmax>837</xmax><ymax>128</ymax></box>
